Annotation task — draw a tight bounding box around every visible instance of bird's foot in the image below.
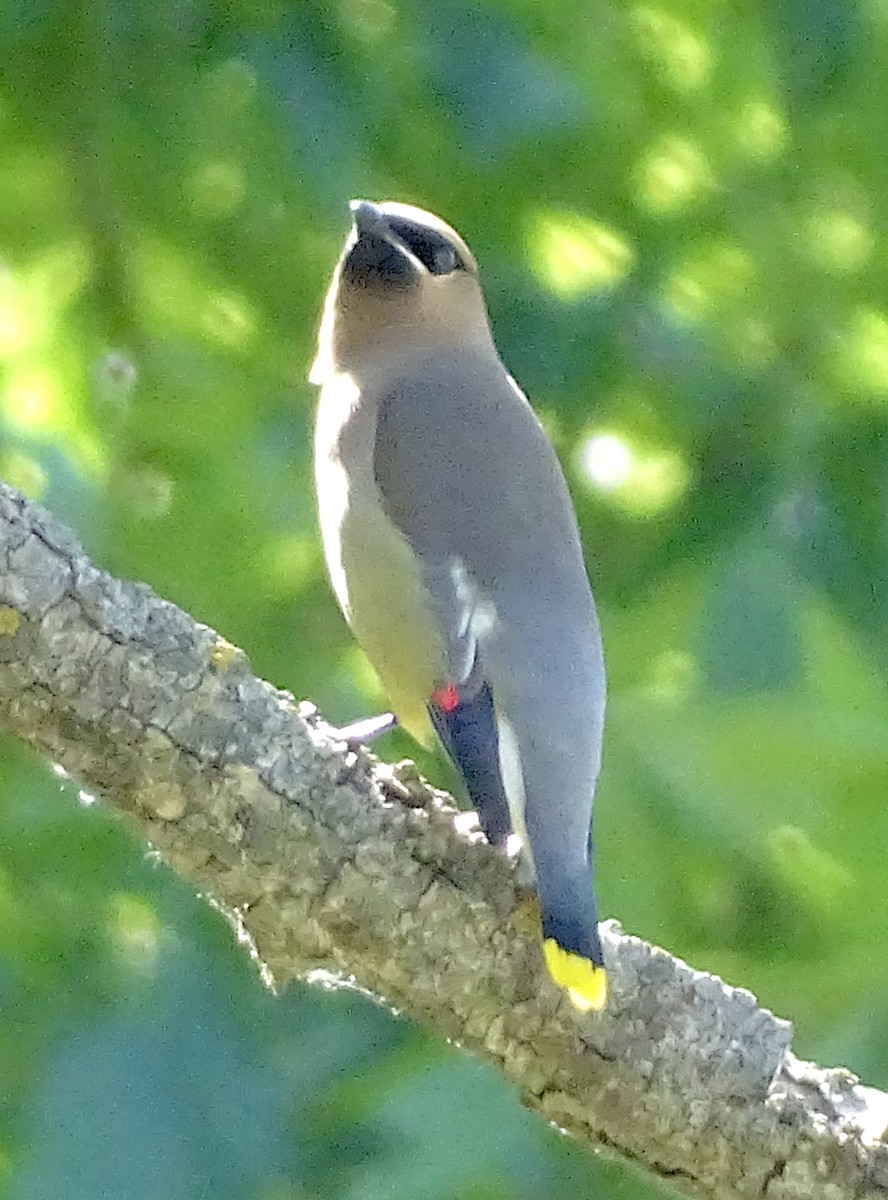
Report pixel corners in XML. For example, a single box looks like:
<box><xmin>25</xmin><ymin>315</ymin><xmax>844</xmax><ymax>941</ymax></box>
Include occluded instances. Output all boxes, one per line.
<box><xmin>331</xmin><ymin>711</ymin><xmax>398</xmax><ymax>746</ymax></box>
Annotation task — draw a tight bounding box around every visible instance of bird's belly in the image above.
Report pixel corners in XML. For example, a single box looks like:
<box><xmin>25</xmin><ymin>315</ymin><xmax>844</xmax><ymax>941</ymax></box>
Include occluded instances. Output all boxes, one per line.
<box><xmin>332</xmin><ymin>493</ymin><xmax>444</xmax><ymax>745</ymax></box>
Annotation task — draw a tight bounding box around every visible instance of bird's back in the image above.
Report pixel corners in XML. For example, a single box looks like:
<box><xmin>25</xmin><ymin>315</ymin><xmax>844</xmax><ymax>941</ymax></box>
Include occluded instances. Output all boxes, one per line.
<box><xmin>374</xmin><ymin>347</ymin><xmax>604</xmax><ymax>713</ymax></box>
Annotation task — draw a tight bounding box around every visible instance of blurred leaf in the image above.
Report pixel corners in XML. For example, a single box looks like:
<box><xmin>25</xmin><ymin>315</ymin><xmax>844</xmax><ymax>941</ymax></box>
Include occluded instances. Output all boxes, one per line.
<box><xmin>769</xmin><ymin>0</ymin><xmax>860</xmax><ymax>108</ymax></box>
<box><xmin>700</xmin><ymin>530</ymin><xmax>804</xmax><ymax>693</ymax></box>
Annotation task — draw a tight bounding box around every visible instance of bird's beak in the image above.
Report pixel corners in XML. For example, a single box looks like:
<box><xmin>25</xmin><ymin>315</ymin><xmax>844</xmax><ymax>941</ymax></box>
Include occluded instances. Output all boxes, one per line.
<box><xmin>349</xmin><ymin>199</ymin><xmax>386</xmax><ymax>238</ymax></box>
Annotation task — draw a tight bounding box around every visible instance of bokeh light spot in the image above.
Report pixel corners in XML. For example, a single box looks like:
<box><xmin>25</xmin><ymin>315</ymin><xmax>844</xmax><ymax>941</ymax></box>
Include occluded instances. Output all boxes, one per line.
<box><xmin>725</xmin><ymin>316</ymin><xmax>776</xmax><ymax>368</ymax></box>
<box><xmin>663</xmin><ymin>241</ymin><xmax>755</xmax><ymax>323</ymax></box>
<box><xmin>663</xmin><ymin>271</ymin><xmax>708</xmax><ymax>322</ymax></box>
<box><xmin>648</xmin><ymin>648</ymin><xmax>697</xmax><ymax>701</ymax></box>
<box><xmin>207</xmin><ymin>58</ymin><xmax>258</xmax><ymax>109</ymax></box>
<box><xmin>768</xmin><ymin>825</ymin><xmax>852</xmax><ymax>912</ymax></box>
<box><xmin>581</xmin><ymin>433</ymin><xmax>633</xmax><ymax>490</ymax></box>
<box><xmin>30</xmin><ymin>238</ymin><xmax>92</xmax><ymax>305</ymax></box>
<box><xmin>108</xmin><ymin>893</ymin><xmax>161</xmax><ymax>974</ymax></box>
<box><xmin>344</xmin><ymin>0</ymin><xmax>395</xmax><ymax>40</ymax></box>
<box><xmin>261</xmin><ymin>533</ymin><xmax>322</xmax><ymax>596</ymax></box>
<box><xmin>202</xmin><ymin>291</ymin><xmax>257</xmax><ymax>348</ymax></box>
<box><xmin>0</xmin><ymin>150</ymin><xmax>67</xmax><ymax>216</ymax></box>
<box><xmin>632</xmin><ymin>6</ymin><xmax>712</xmax><ymax>91</ymax></box>
<box><xmin>3</xmin><ymin>366</ymin><xmax>59</xmax><ymax>431</ymax></box>
<box><xmin>578</xmin><ymin>429</ymin><xmax>690</xmax><ymax>515</ymax></box>
<box><xmin>0</xmin><ymin>269</ymin><xmax>37</xmax><ymax>357</ymax></box>
<box><xmin>662</xmin><ymin>242</ymin><xmax>775</xmax><ymax>367</ymax></box>
<box><xmin>528</xmin><ymin>212</ymin><xmax>634</xmax><ymax>299</ymax></box>
<box><xmin>733</xmin><ymin>100</ymin><xmax>787</xmax><ymax>161</ymax></box>
<box><xmin>635</xmin><ymin>135</ymin><xmax>713</xmax><ymax>215</ymax></box>
<box><xmin>834</xmin><ymin>308</ymin><xmax>888</xmax><ymax>398</ymax></box>
<box><xmin>802</xmin><ymin>209</ymin><xmax>873</xmax><ymax>274</ymax></box>
<box><xmin>187</xmin><ymin>160</ymin><xmax>246</xmax><ymax>219</ymax></box>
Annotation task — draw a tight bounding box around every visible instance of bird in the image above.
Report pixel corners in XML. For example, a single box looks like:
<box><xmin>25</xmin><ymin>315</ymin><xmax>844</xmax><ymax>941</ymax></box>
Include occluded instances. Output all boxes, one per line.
<box><xmin>310</xmin><ymin>199</ymin><xmax>608</xmax><ymax>1012</ymax></box>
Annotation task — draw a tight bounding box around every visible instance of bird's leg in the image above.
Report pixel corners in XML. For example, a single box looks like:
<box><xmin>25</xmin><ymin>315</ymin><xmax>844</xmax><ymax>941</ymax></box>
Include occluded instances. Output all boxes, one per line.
<box><xmin>331</xmin><ymin>711</ymin><xmax>399</xmax><ymax>745</ymax></box>
<box><xmin>510</xmin><ymin>843</ymin><xmax>538</xmax><ymax>892</ymax></box>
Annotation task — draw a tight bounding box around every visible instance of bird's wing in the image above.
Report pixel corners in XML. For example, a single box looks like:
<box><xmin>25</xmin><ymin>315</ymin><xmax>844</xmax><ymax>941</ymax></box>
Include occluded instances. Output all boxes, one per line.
<box><xmin>372</xmin><ymin>355</ymin><xmax>533</xmax><ymax>844</ymax></box>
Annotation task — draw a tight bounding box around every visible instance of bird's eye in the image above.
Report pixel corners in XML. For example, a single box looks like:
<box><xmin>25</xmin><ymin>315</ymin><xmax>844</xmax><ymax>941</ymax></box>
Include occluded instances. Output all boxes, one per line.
<box><xmin>430</xmin><ymin>243</ymin><xmax>459</xmax><ymax>275</ymax></box>
<box><xmin>385</xmin><ymin>216</ymin><xmax>464</xmax><ymax>276</ymax></box>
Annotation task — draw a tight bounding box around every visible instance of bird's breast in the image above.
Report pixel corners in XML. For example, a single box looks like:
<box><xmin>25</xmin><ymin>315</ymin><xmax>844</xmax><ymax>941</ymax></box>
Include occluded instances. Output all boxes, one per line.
<box><xmin>314</xmin><ymin>374</ymin><xmax>445</xmax><ymax>743</ymax></box>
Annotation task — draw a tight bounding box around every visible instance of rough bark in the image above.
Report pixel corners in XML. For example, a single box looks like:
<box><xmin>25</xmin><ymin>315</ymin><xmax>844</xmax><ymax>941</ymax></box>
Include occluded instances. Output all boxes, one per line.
<box><xmin>0</xmin><ymin>479</ymin><xmax>886</xmax><ymax>1200</ymax></box>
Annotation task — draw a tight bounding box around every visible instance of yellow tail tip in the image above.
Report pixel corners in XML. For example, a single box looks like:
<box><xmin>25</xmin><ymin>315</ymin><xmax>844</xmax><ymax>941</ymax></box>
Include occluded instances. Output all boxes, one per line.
<box><xmin>543</xmin><ymin>938</ymin><xmax>608</xmax><ymax>1013</ymax></box>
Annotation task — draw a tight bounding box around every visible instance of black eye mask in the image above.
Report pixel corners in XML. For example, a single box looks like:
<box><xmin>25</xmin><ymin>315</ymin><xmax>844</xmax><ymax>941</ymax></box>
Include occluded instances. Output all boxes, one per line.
<box><xmin>384</xmin><ymin>215</ymin><xmax>464</xmax><ymax>276</ymax></box>
<box><xmin>343</xmin><ymin>231</ymin><xmax>415</xmax><ymax>287</ymax></box>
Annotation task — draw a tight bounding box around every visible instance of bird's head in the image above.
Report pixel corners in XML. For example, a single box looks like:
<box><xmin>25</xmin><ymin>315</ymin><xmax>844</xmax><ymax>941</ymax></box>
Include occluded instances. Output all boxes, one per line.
<box><xmin>311</xmin><ymin>200</ymin><xmax>494</xmax><ymax>383</ymax></box>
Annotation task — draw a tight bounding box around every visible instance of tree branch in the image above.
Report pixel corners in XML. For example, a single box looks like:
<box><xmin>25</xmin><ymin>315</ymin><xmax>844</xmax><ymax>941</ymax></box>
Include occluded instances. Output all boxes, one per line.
<box><xmin>1</xmin><ymin>479</ymin><xmax>886</xmax><ymax>1200</ymax></box>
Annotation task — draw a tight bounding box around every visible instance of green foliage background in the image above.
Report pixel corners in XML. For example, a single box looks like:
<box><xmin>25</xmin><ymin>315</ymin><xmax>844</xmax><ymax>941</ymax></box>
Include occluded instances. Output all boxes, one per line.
<box><xmin>2</xmin><ymin>2</ymin><xmax>887</xmax><ymax>1197</ymax></box>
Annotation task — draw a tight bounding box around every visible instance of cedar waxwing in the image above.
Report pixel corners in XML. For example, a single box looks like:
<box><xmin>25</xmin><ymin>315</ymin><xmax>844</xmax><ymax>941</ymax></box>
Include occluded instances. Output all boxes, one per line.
<box><xmin>311</xmin><ymin>200</ymin><xmax>607</xmax><ymax>1012</ymax></box>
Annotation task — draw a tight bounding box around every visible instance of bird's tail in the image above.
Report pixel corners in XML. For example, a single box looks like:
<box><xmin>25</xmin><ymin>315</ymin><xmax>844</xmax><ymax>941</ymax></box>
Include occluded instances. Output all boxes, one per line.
<box><xmin>431</xmin><ymin>683</ymin><xmax>608</xmax><ymax>1012</ymax></box>
<box><xmin>540</xmin><ymin>900</ymin><xmax>608</xmax><ymax>1012</ymax></box>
